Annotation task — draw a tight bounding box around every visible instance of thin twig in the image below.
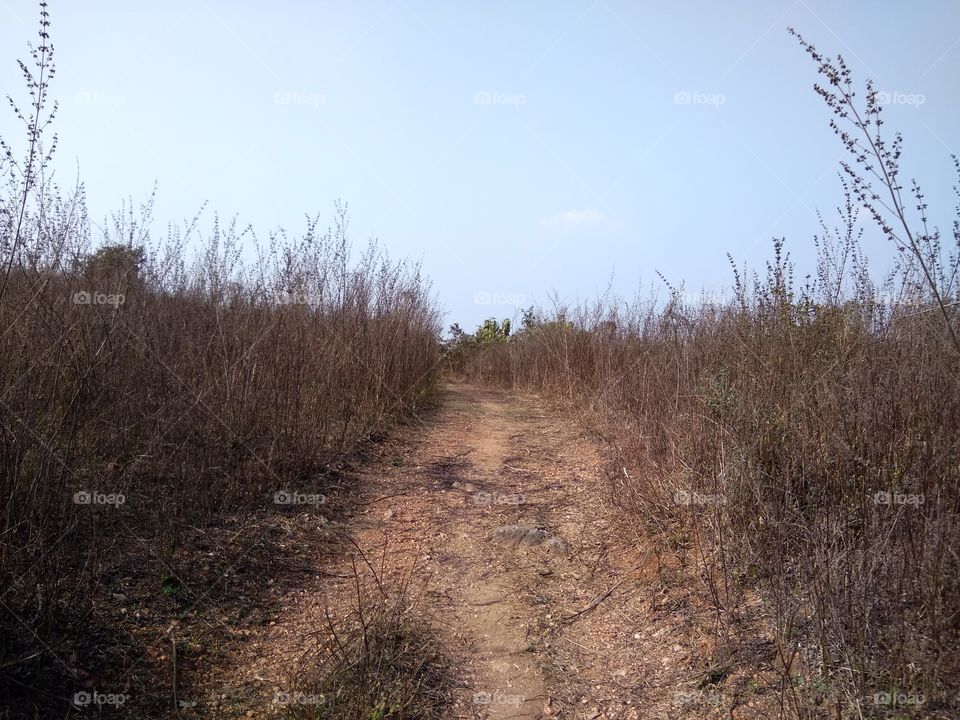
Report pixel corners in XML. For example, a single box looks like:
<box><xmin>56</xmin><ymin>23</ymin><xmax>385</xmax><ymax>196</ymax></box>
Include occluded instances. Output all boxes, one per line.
<box><xmin>170</xmin><ymin>634</ymin><xmax>183</xmax><ymax>720</ymax></box>
<box><xmin>563</xmin><ymin>577</ymin><xmax>628</xmax><ymax>623</ymax></box>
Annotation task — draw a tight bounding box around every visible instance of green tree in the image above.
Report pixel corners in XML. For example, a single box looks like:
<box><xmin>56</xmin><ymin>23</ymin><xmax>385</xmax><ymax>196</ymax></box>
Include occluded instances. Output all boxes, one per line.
<box><xmin>84</xmin><ymin>243</ymin><xmax>145</xmax><ymax>289</ymax></box>
<box><xmin>474</xmin><ymin>317</ymin><xmax>511</xmax><ymax>344</ymax></box>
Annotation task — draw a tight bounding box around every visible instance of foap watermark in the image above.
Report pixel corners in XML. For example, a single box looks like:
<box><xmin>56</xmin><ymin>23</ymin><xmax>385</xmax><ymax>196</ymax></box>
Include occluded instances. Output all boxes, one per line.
<box><xmin>873</xmin><ymin>491</ymin><xmax>924</xmax><ymax>507</ymax></box>
<box><xmin>473</xmin><ymin>690</ymin><xmax>524</xmax><ymax>707</ymax></box>
<box><xmin>73</xmin><ymin>290</ymin><xmax>124</xmax><ymax>307</ymax></box>
<box><xmin>674</xmin><ymin>90</ymin><xmax>725</xmax><ymax>108</ymax></box>
<box><xmin>273</xmin><ymin>690</ymin><xmax>325</xmax><ymax>706</ymax></box>
<box><xmin>472</xmin><ymin>491</ymin><xmax>525</xmax><ymax>506</ymax></box>
<box><xmin>74</xmin><ymin>90</ymin><xmax>126</xmax><ymax>107</ymax></box>
<box><xmin>875</xmin><ymin>292</ymin><xmax>925</xmax><ymax>308</ymax></box>
<box><xmin>875</xmin><ymin>90</ymin><xmax>925</xmax><ymax>108</ymax></box>
<box><xmin>673</xmin><ymin>490</ymin><xmax>726</xmax><ymax>506</ymax></box>
<box><xmin>73</xmin><ymin>490</ymin><xmax>126</xmax><ymax>507</ymax></box>
<box><xmin>680</xmin><ymin>290</ymin><xmax>732</xmax><ymax>306</ymax></box>
<box><xmin>73</xmin><ymin>690</ymin><xmax>129</xmax><ymax>707</ymax></box>
<box><xmin>273</xmin><ymin>90</ymin><xmax>326</xmax><ymax>107</ymax></box>
<box><xmin>473</xmin><ymin>90</ymin><xmax>525</xmax><ymax>108</ymax></box>
<box><xmin>473</xmin><ymin>290</ymin><xmax>525</xmax><ymax>307</ymax></box>
<box><xmin>274</xmin><ymin>290</ymin><xmax>321</xmax><ymax>306</ymax></box>
<box><xmin>872</xmin><ymin>690</ymin><xmax>925</xmax><ymax>707</ymax></box>
<box><xmin>273</xmin><ymin>490</ymin><xmax>326</xmax><ymax>506</ymax></box>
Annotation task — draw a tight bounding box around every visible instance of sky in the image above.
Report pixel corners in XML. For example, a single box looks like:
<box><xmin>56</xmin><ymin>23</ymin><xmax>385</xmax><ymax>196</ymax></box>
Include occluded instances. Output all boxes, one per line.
<box><xmin>1</xmin><ymin>0</ymin><xmax>958</xmax><ymax>331</ymax></box>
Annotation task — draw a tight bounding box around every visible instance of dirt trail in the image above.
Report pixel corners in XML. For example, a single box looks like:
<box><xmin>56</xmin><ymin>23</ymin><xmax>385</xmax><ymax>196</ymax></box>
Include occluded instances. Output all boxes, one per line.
<box><xmin>427</xmin><ymin>390</ymin><xmax>548</xmax><ymax>718</ymax></box>
<box><xmin>207</xmin><ymin>382</ymin><xmax>715</xmax><ymax>719</ymax></box>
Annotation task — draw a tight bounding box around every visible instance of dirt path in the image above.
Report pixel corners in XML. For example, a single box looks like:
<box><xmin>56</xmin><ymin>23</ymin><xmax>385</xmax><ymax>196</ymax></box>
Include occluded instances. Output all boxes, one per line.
<box><xmin>203</xmin><ymin>382</ymin><xmax>723</xmax><ymax>719</ymax></box>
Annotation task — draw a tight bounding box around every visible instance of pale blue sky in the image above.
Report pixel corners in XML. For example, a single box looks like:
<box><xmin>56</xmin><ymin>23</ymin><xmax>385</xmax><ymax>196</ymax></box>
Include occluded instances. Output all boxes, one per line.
<box><xmin>2</xmin><ymin>1</ymin><xmax>958</xmax><ymax>330</ymax></box>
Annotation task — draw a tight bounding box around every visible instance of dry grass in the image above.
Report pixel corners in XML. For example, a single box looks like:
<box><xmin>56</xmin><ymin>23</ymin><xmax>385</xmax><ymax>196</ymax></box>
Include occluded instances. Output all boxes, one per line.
<box><xmin>276</xmin><ymin>556</ymin><xmax>452</xmax><ymax>720</ymax></box>
<box><xmin>468</xmin><ymin>249</ymin><xmax>959</xmax><ymax>717</ymax></box>
<box><xmin>0</xmin><ymin>5</ymin><xmax>444</xmax><ymax>715</ymax></box>
<box><xmin>464</xmin><ymin>34</ymin><xmax>960</xmax><ymax>719</ymax></box>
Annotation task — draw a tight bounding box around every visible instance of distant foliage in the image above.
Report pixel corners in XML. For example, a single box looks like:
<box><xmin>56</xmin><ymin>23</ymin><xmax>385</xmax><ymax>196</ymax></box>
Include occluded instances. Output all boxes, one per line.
<box><xmin>442</xmin><ymin>316</ymin><xmax>512</xmax><ymax>372</ymax></box>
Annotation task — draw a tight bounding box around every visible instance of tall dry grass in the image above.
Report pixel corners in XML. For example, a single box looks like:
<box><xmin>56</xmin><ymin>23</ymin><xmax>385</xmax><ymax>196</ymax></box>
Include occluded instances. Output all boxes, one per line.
<box><xmin>469</xmin><ymin>243</ymin><xmax>959</xmax><ymax>718</ymax></box>
<box><xmin>465</xmin><ymin>34</ymin><xmax>960</xmax><ymax>720</ymax></box>
<box><xmin>0</xmin><ymin>2</ymin><xmax>441</xmax><ymax>703</ymax></box>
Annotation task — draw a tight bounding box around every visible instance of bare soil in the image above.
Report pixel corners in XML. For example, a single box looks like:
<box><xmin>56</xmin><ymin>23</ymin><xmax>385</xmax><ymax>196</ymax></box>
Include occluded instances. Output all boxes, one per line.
<box><xmin>120</xmin><ymin>382</ymin><xmax>780</xmax><ymax>719</ymax></box>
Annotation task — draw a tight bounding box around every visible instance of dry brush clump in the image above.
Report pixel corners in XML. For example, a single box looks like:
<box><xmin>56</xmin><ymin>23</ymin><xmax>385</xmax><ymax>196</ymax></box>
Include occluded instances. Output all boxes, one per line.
<box><xmin>277</xmin><ymin>550</ymin><xmax>452</xmax><ymax>720</ymax></box>
<box><xmin>0</xmin><ymin>4</ymin><xmax>442</xmax><ymax>712</ymax></box>
<box><xmin>469</xmin><ymin>235</ymin><xmax>959</xmax><ymax>719</ymax></box>
<box><xmin>466</xmin><ymin>37</ymin><xmax>960</xmax><ymax>720</ymax></box>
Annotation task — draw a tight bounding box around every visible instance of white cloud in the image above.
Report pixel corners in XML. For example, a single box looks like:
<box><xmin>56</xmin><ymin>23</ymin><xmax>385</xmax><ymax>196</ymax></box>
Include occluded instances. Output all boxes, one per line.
<box><xmin>538</xmin><ymin>208</ymin><xmax>620</xmax><ymax>232</ymax></box>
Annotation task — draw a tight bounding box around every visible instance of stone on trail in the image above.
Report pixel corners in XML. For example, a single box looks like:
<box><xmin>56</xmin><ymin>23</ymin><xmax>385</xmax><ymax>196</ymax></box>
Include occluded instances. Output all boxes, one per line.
<box><xmin>491</xmin><ymin>525</ymin><xmax>548</xmax><ymax>548</ymax></box>
<box><xmin>544</xmin><ymin>537</ymin><xmax>570</xmax><ymax>555</ymax></box>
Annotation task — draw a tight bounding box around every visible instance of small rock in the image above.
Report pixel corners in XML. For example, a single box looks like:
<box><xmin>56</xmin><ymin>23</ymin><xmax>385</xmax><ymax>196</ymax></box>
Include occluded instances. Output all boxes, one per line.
<box><xmin>383</xmin><ymin>509</ymin><xmax>394</xmax><ymax>520</ymax></box>
<box><xmin>544</xmin><ymin>537</ymin><xmax>570</xmax><ymax>555</ymax></box>
<box><xmin>491</xmin><ymin>525</ymin><xmax>548</xmax><ymax>548</ymax></box>
<box><xmin>111</xmin><ymin>593</ymin><xmax>127</xmax><ymax>602</ymax></box>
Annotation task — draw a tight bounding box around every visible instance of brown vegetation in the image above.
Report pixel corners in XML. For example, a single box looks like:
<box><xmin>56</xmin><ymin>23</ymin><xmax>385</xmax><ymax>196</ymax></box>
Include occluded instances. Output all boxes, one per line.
<box><xmin>464</xmin><ymin>33</ymin><xmax>960</xmax><ymax>719</ymax></box>
<box><xmin>0</xmin><ymin>5</ymin><xmax>443</xmax><ymax>715</ymax></box>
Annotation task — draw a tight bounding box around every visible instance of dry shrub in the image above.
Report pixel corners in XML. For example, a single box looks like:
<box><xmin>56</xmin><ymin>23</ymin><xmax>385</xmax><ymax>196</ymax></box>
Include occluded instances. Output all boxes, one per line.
<box><xmin>466</xmin><ymin>34</ymin><xmax>960</xmax><ymax>719</ymax></box>
<box><xmin>469</xmin><ymin>244</ymin><xmax>959</xmax><ymax>717</ymax></box>
<box><xmin>278</xmin><ymin>552</ymin><xmax>451</xmax><ymax>720</ymax></box>
<box><xmin>0</xmin><ymin>3</ymin><xmax>442</xmax><ymax>707</ymax></box>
